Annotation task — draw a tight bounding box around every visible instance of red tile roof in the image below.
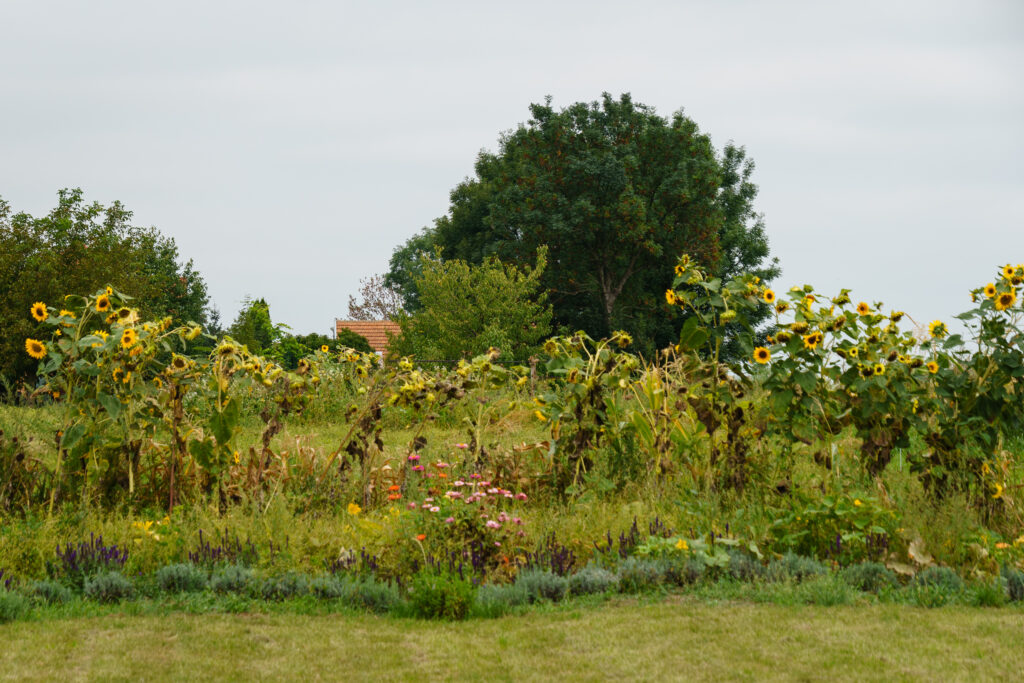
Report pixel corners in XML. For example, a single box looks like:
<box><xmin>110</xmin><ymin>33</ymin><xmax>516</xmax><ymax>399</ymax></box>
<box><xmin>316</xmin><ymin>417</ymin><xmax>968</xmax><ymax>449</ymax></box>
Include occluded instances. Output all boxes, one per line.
<box><xmin>335</xmin><ymin>320</ymin><xmax>400</xmax><ymax>354</ymax></box>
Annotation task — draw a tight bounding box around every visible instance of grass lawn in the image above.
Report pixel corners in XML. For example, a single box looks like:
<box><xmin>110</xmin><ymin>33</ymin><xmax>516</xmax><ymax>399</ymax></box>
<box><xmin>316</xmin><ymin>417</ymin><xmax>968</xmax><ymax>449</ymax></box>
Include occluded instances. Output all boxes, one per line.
<box><xmin>3</xmin><ymin>599</ymin><xmax>1023</xmax><ymax>681</ymax></box>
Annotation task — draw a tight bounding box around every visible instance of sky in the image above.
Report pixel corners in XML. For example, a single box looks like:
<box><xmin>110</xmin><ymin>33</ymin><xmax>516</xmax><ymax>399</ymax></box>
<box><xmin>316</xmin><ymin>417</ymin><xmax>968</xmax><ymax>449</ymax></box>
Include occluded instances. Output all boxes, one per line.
<box><xmin>1</xmin><ymin>0</ymin><xmax>1021</xmax><ymax>337</ymax></box>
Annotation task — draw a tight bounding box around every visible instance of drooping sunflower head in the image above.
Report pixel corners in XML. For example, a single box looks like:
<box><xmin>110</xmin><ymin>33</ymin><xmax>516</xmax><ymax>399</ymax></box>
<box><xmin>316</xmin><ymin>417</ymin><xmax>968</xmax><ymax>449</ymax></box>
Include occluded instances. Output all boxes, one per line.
<box><xmin>983</xmin><ymin>283</ymin><xmax>997</xmax><ymax>298</ymax></box>
<box><xmin>775</xmin><ymin>331</ymin><xmax>792</xmax><ymax>343</ymax></box>
<box><xmin>890</xmin><ymin>311</ymin><xmax>905</xmax><ymax>323</ymax></box>
<box><xmin>994</xmin><ymin>290</ymin><xmax>1017</xmax><ymax>312</ymax></box>
<box><xmin>216</xmin><ymin>341</ymin><xmax>238</xmax><ymax>357</ymax></box>
<box><xmin>859</xmin><ymin>364</ymin><xmax>874</xmax><ymax>378</ymax></box>
<box><xmin>170</xmin><ymin>355</ymin><xmax>189</xmax><ymax>372</ymax></box>
<box><xmin>95</xmin><ymin>294</ymin><xmax>111</xmax><ymax>312</ymax></box>
<box><xmin>775</xmin><ymin>301</ymin><xmax>790</xmax><ymax>314</ymax></box>
<box><xmin>831</xmin><ymin>317</ymin><xmax>846</xmax><ymax>332</ymax></box>
<box><xmin>120</xmin><ymin>328</ymin><xmax>138</xmax><ymax>350</ymax></box>
<box><xmin>25</xmin><ymin>338</ymin><xmax>47</xmax><ymax>359</ymax></box>
<box><xmin>762</xmin><ymin>289</ymin><xmax>776</xmax><ymax>304</ymax></box>
<box><xmin>616</xmin><ymin>332</ymin><xmax>633</xmax><ymax>348</ymax></box>
<box><xmin>30</xmin><ymin>302</ymin><xmax>48</xmax><ymax>322</ymax></box>
<box><xmin>665</xmin><ymin>289</ymin><xmax>677</xmax><ymax>305</ymax></box>
<box><xmin>856</xmin><ymin>302</ymin><xmax>871</xmax><ymax>316</ymax></box>
<box><xmin>790</xmin><ymin>321</ymin><xmax>809</xmax><ymax>334</ymax></box>
<box><xmin>753</xmin><ymin>347</ymin><xmax>771</xmax><ymax>364</ymax></box>
<box><xmin>297</xmin><ymin>358</ymin><xmax>310</xmax><ymax>374</ymax></box>
<box><xmin>927</xmin><ymin>361</ymin><xmax>939</xmax><ymax>374</ymax></box>
<box><xmin>928</xmin><ymin>320</ymin><xmax>947</xmax><ymax>339</ymax></box>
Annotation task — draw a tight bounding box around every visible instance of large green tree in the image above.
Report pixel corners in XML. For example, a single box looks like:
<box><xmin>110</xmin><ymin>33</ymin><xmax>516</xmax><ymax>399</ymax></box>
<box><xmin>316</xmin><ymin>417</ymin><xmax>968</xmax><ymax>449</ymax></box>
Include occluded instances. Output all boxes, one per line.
<box><xmin>1</xmin><ymin>189</ymin><xmax>209</xmax><ymax>386</ymax></box>
<box><xmin>388</xmin><ymin>93</ymin><xmax>778</xmax><ymax>353</ymax></box>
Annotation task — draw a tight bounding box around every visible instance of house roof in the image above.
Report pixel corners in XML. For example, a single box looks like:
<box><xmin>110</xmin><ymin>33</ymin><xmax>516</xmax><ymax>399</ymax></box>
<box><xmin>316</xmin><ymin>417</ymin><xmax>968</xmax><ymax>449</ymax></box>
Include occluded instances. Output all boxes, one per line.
<box><xmin>335</xmin><ymin>320</ymin><xmax>400</xmax><ymax>354</ymax></box>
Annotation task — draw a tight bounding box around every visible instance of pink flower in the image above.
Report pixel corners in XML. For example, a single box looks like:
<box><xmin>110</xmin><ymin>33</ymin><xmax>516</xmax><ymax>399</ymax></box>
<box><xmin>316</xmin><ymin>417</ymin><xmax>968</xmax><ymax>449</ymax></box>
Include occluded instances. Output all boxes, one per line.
<box><xmin>494</xmin><ymin>541</ymin><xmax>501</xmax><ymax>547</ymax></box>
<box><xmin>486</xmin><ymin>520</ymin><xmax>501</xmax><ymax>529</ymax></box>
<box><xmin>487</xmin><ymin>487</ymin><xmax>499</xmax><ymax>495</ymax></box>
<box><xmin>513</xmin><ymin>517</ymin><xmax>523</xmax><ymax>525</ymax></box>
<box><xmin>445</xmin><ymin>517</ymin><xmax>455</xmax><ymax>524</ymax></box>
<box><xmin>515</xmin><ymin>492</ymin><xmax>528</xmax><ymax>501</ymax></box>
<box><xmin>453</xmin><ymin>480</ymin><xmax>466</xmax><ymax>487</ymax></box>
<box><xmin>429</xmin><ymin>506</ymin><xmax>440</xmax><ymax>513</ymax></box>
<box><xmin>454</xmin><ymin>443</ymin><xmax>469</xmax><ymax>449</ymax></box>
<box><xmin>412</xmin><ymin>465</ymin><xmax>424</xmax><ymax>472</ymax></box>
<box><xmin>435</xmin><ymin>461</ymin><xmax>449</xmax><ymax>469</ymax></box>
<box><xmin>407</xmin><ymin>453</ymin><xmax>420</xmax><ymax>462</ymax></box>
<box><xmin>425</xmin><ymin>497</ymin><xmax>434</xmax><ymax>503</ymax></box>
<box><xmin>497</xmin><ymin>512</ymin><xmax>509</xmax><ymax>523</ymax></box>
<box><xmin>470</xmin><ymin>473</ymin><xmax>481</xmax><ymax>479</ymax></box>
<box><xmin>407</xmin><ymin>502</ymin><xmax>417</xmax><ymax>510</ymax></box>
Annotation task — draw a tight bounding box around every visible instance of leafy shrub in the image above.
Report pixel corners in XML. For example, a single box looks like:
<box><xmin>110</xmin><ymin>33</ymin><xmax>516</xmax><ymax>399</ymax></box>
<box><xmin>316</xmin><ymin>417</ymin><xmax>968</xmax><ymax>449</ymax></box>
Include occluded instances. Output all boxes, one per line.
<box><xmin>156</xmin><ymin>563</ymin><xmax>208</xmax><ymax>593</ymax></box>
<box><xmin>798</xmin><ymin>575</ymin><xmax>857</xmax><ymax>606</ymax></box>
<box><xmin>515</xmin><ymin>568</ymin><xmax>568</xmax><ymax>603</ymax></box>
<box><xmin>913</xmin><ymin>566</ymin><xmax>964</xmax><ymax>592</ymax></box>
<box><xmin>473</xmin><ymin>583</ymin><xmax>529</xmax><ymax>618</ymax></box>
<box><xmin>1003</xmin><ymin>566</ymin><xmax>1024</xmax><ymax>602</ymax></box>
<box><xmin>616</xmin><ymin>557</ymin><xmax>666</xmax><ymax>593</ymax></box>
<box><xmin>28</xmin><ymin>579</ymin><xmax>73</xmax><ymax>605</ymax></box>
<box><xmin>408</xmin><ymin>570</ymin><xmax>476</xmax><ymax>620</ymax></box>
<box><xmin>49</xmin><ymin>534</ymin><xmax>129</xmax><ymax>589</ymax></box>
<box><xmin>727</xmin><ymin>550</ymin><xmax>766</xmax><ymax>582</ymax></box>
<box><xmin>210</xmin><ymin>564</ymin><xmax>254</xmax><ymax>594</ymax></box>
<box><xmin>0</xmin><ymin>590</ymin><xmax>28</xmax><ymax>623</ymax></box>
<box><xmin>340</xmin><ymin>576</ymin><xmax>401</xmax><ymax>614</ymax></box>
<box><xmin>968</xmin><ymin>580</ymin><xmax>1006</xmax><ymax>608</ymax></box>
<box><xmin>252</xmin><ymin>571</ymin><xmax>310</xmax><ymax>601</ymax></box>
<box><xmin>766</xmin><ymin>553</ymin><xmax>828</xmax><ymax>583</ymax></box>
<box><xmin>309</xmin><ymin>575</ymin><xmax>347</xmax><ymax>600</ymax></box>
<box><xmin>568</xmin><ymin>565</ymin><xmax>618</xmax><ymax>596</ymax></box>
<box><xmin>839</xmin><ymin>562</ymin><xmax>899</xmax><ymax>593</ymax></box>
<box><xmin>84</xmin><ymin>571</ymin><xmax>133</xmax><ymax>603</ymax></box>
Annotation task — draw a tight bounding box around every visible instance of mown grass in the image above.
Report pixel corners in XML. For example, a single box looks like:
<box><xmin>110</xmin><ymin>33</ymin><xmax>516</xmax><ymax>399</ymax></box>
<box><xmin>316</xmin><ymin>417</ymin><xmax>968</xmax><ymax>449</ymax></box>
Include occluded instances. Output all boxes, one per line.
<box><xmin>2</xmin><ymin>599</ymin><xmax>1023</xmax><ymax>681</ymax></box>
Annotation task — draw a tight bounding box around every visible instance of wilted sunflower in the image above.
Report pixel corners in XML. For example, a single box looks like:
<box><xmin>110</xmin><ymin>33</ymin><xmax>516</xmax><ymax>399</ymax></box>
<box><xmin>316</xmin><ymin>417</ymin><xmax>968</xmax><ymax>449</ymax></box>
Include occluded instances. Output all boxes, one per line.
<box><xmin>927</xmin><ymin>361</ymin><xmax>939</xmax><ymax>374</ymax></box>
<box><xmin>775</xmin><ymin>302</ymin><xmax>790</xmax><ymax>314</ymax></box>
<box><xmin>25</xmin><ymin>338</ymin><xmax>46</xmax><ymax>359</ymax></box>
<box><xmin>753</xmin><ymin>347</ymin><xmax>771</xmax><ymax>364</ymax></box>
<box><xmin>543</xmin><ymin>339</ymin><xmax>558</xmax><ymax>355</ymax></box>
<box><xmin>616</xmin><ymin>332</ymin><xmax>632</xmax><ymax>348</ymax></box>
<box><xmin>120</xmin><ymin>328</ymin><xmax>138</xmax><ymax>349</ymax></box>
<box><xmin>95</xmin><ymin>294</ymin><xmax>111</xmax><ymax>312</ymax></box>
<box><xmin>762</xmin><ymin>289</ymin><xmax>776</xmax><ymax>304</ymax></box>
<box><xmin>297</xmin><ymin>358</ymin><xmax>310</xmax><ymax>374</ymax></box>
<box><xmin>790</xmin><ymin>322</ymin><xmax>809</xmax><ymax>334</ymax></box>
<box><xmin>994</xmin><ymin>290</ymin><xmax>1017</xmax><ymax>311</ymax></box>
<box><xmin>859</xmin><ymin>364</ymin><xmax>874</xmax><ymax>378</ymax></box>
<box><xmin>775</xmin><ymin>331</ymin><xmax>792</xmax><ymax>343</ymax></box>
<box><xmin>831</xmin><ymin>317</ymin><xmax>846</xmax><ymax>331</ymax></box>
<box><xmin>983</xmin><ymin>283</ymin><xmax>997</xmax><ymax>298</ymax></box>
<box><xmin>856</xmin><ymin>302</ymin><xmax>871</xmax><ymax>316</ymax></box>
<box><xmin>216</xmin><ymin>342</ymin><xmax>238</xmax><ymax>357</ymax></box>
<box><xmin>928</xmin><ymin>320</ymin><xmax>947</xmax><ymax>339</ymax></box>
<box><xmin>30</xmin><ymin>302</ymin><xmax>48</xmax><ymax>322</ymax></box>
<box><xmin>170</xmin><ymin>355</ymin><xmax>189</xmax><ymax>372</ymax></box>
<box><xmin>665</xmin><ymin>289</ymin><xmax>677</xmax><ymax>305</ymax></box>
<box><xmin>890</xmin><ymin>311</ymin><xmax>904</xmax><ymax>323</ymax></box>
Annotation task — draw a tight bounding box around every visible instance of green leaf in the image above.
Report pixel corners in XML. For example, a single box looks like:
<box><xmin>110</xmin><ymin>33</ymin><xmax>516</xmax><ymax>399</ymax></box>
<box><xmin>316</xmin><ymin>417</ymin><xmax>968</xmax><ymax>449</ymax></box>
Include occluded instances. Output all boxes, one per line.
<box><xmin>97</xmin><ymin>392</ymin><xmax>121</xmax><ymax>420</ymax></box>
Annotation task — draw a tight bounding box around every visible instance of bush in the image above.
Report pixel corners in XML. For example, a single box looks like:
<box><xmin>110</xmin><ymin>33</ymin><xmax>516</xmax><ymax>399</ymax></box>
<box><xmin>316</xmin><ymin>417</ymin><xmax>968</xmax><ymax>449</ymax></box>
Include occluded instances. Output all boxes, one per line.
<box><xmin>252</xmin><ymin>572</ymin><xmax>310</xmax><ymax>601</ymax></box>
<box><xmin>727</xmin><ymin>550</ymin><xmax>766</xmax><ymax>583</ymax></box>
<box><xmin>616</xmin><ymin>557</ymin><xmax>666</xmax><ymax>593</ymax></box>
<box><xmin>309</xmin><ymin>575</ymin><xmax>347</xmax><ymax>600</ymax></box>
<box><xmin>84</xmin><ymin>571</ymin><xmax>133</xmax><ymax>603</ymax></box>
<box><xmin>210</xmin><ymin>564</ymin><xmax>254</xmax><ymax>594</ymax></box>
<box><xmin>913</xmin><ymin>566</ymin><xmax>964</xmax><ymax>592</ymax></box>
<box><xmin>766</xmin><ymin>553</ymin><xmax>828</xmax><ymax>583</ymax></box>
<box><xmin>568</xmin><ymin>565</ymin><xmax>618</xmax><ymax>596</ymax></box>
<box><xmin>408</xmin><ymin>570</ymin><xmax>476</xmax><ymax>620</ymax></box>
<box><xmin>473</xmin><ymin>583</ymin><xmax>529</xmax><ymax>618</ymax></box>
<box><xmin>515</xmin><ymin>568</ymin><xmax>568</xmax><ymax>603</ymax></box>
<box><xmin>156</xmin><ymin>563</ymin><xmax>208</xmax><ymax>593</ymax></box>
<box><xmin>28</xmin><ymin>579</ymin><xmax>73</xmax><ymax>605</ymax></box>
<box><xmin>0</xmin><ymin>590</ymin><xmax>28</xmax><ymax>623</ymax></box>
<box><xmin>49</xmin><ymin>534</ymin><xmax>129</xmax><ymax>589</ymax></box>
<box><xmin>341</xmin><ymin>576</ymin><xmax>401</xmax><ymax>614</ymax></box>
<box><xmin>839</xmin><ymin>562</ymin><xmax>899</xmax><ymax>593</ymax></box>
<box><xmin>798</xmin><ymin>575</ymin><xmax>857</xmax><ymax>606</ymax></box>
<box><xmin>1002</xmin><ymin>566</ymin><xmax>1024</xmax><ymax>602</ymax></box>
<box><xmin>968</xmin><ymin>580</ymin><xmax>1006</xmax><ymax>608</ymax></box>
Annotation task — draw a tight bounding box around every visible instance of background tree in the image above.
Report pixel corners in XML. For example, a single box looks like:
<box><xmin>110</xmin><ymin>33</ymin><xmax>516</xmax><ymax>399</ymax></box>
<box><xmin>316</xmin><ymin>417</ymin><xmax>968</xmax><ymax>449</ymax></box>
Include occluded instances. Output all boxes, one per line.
<box><xmin>1</xmin><ymin>189</ymin><xmax>209</xmax><ymax>386</ymax></box>
<box><xmin>347</xmin><ymin>274</ymin><xmax>405</xmax><ymax>320</ymax></box>
<box><xmin>228</xmin><ymin>297</ymin><xmax>279</xmax><ymax>355</ymax></box>
<box><xmin>387</xmin><ymin>93</ymin><xmax>778</xmax><ymax>354</ymax></box>
<box><xmin>391</xmin><ymin>248</ymin><xmax>552</xmax><ymax>360</ymax></box>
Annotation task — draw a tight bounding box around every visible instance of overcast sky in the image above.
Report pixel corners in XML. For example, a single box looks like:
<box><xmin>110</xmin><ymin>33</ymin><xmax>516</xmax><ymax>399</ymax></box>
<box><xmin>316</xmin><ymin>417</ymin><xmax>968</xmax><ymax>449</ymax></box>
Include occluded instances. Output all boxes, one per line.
<box><xmin>2</xmin><ymin>1</ymin><xmax>1021</xmax><ymax>337</ymax></box>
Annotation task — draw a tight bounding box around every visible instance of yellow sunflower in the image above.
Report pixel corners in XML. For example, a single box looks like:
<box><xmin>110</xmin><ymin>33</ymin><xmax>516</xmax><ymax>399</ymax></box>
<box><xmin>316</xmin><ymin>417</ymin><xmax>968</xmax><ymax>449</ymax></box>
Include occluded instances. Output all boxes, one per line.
<box><xmin>802</xmin><ymin>332</ymin><xmax>823</xmax><ymax>350</ymax></box>
<box><xmin>616</xmin><ymin>332</ymin><xmax>632</xmax><ymax>348</ymax></box>
<box><xmin>674</xmin><ymin>264</ymin><xmax>686</xmax><ymax>277</ymax></box>
<box><xmin>753</xmin><ymin>347</ymin><xmax>771</xmax><ymax>364</ymax></box>
<box><xmin>170</xmin><ymin>355</ymin><xmax>189</xmax><ymax>372</ymax></box>
<box><xmin>983</xmin><ymin>283</ymin><xmax>997</xmax><ymax>298</ymax></box>
<box><xmin>95</xmin><ymin>294</ymin><xmax>111</xmax><ymax>312</ymax></box>
<box><xmin>856</xmin><ymin>302</ymin><xmax>871</xmax><ymax>316</ymax></box>
<box><xmin>1002</xmin><ymin>264</ymin><xmax>1015</xmax><ymax>279</ymax></box>
<box><xmin>994</xmin><ymin>290</ymin><xmax>1016</xmax><ymax>312</ymax></box>
<box><xmin>321</xmin><ymin>345</ymin><xmax>329</xmax><ymax>353</ymax></box>
<box><xmin>30</xmin><ymin>302</ymin><xmax>48</xmax><ymax>322</ymax></box>
<box><xmin>890</xmin><ymin>311</ymin><xmax>904</xmax><ymax>323</ymax></box>
<box><xmin>25</xmin><ymin>338</ymin><xmax>47</xmax><ymax>359</ymax></box>
<box><xmin>762</xmin><ymin>289</ymin><xmax>776</xmax><ymax>304</ymax></box>
<box><xmin>873</xmin><ymin>363</ymin><xmax>886</xmax><ymax>376</ymax></box>
<box><xmin>775</xmin><ymin>302</ymin><xmax>790</xmax><ymax>314</ymax></box>
<box><xmin>665</xmin><ymin>289</ymin><xmax>677</xmax><ymax>305</ymax></box>
<box><xmin>926</xmin><ymin>361</ymin><xmax>939</xmax><ymax>374</ymax></box>
<box><xmin>848</xmin><ymin>347</ymin><xmax>859</xmax><ymax>359</ymax></box>
<box><xmin>58</xmin><ymin>309</ymin><xmax>76</xmax><ymax>319</ymax></box>
<box><xmin>120</xmin><ymin>328</ymin><xmax>138</xmax><ymax>349</ymax></box>
<box><xmin>928</xmin><ymin>320</ymin><xmax>947</xmax><ymax>339</ymax></box>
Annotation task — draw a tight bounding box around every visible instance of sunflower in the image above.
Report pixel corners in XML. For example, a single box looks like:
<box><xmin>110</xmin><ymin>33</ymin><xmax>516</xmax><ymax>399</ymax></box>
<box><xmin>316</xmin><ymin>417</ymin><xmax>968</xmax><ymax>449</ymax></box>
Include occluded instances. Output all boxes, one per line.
<box><xmin>1002</xmin><ymin>264</ymin><xmax>1015</xmax><ymax>279</ymax></box>
<box><xmin>105</xmin><ymin>286</ymin><xmax>114</xmax><ymax>296</ymax></box>
<box><xmin>58</xmin><ymin>309</ymin><xmax>76</xmax><ymax>319</ymax></box>
<box><xmin>665</xmin><ymin>289</ymin><xmax>677</xmax><ymax>305</ymax></box>
<box><xmin>928</xmin><ymin>320</ymin><xmax>947</xmax><ymax>339</ymax></box>
<box><xmin>873</xmin><ymin>363</ymin><xmax>886</xmax><ymax>376</ymax></box>
<box><xmin>790</xmin><ymin>322</ymin><xmax>809</xmax><ymax>334</ymax></box>
<box><xmin>856</xmin><ymin>302</ymin><xmax>871</xmax><ymax>316</ymax></box>
<box><xmin>120</xmin><ymin>328</ymin><xmax>138</xmax><ymax>349</ymax></box>
<box><xmin>543</xmin><ymin>339</ymin><xmax>558</xmax><ymax>355</ymax></box>
<box><xmin>994</xmin><ymin>290</ymin><xmax>1017</xmax><ymax>312</ymax></box>
<box><xmin>775</xmin><ymin>331</ymin><xmax>792</xmax><ymax>343</ymax></box>
<box><xmin>848</xmin><ymin>346</ymin><xmax>859</xmax><ymax>359</ymax></box>
<box><xmin>674</xmin><ymin>263</ymin><xmax>686</xmax><ymax>277</ymax></box>
<box><xmin>775</xmin><ymin>302</ymin><xmax>790</xmax><ymax>314</ymax></box>
<box><xmin>616</xmin><ymin>332</ymin><xmax>632</xmax><ymax>348</ymax></box>
<box><xmin>321</xmin><ymin>345</ymin><xmax>329</xmax><ymax>353</ymax></box>
<box><xmin>95</xmin><ymin>294</ymin><xmax>111</xmax><ymax>312</ymax></box>
<box><xmin>927</xmin><ymin>361</ymin><xmax>939</xmax><ymax>374</ymax></box>
<box><xmin>216</xmin><ymin>342</ymin><xmax>237</xmax><ymax>357</ymax></box>
<box><xmin>802</xmin><ymin>332</ymin><xmax>823</xmax><ymax>350</ymax></box>
<box><xmin>170</xmin><ymin>355</ymin><xmax>189</xmax><ymax>372</ymax></box>
<box><xmin>859</xmin><ymin>364</ymin><xmax>874</xmax><ymax>378</ymax></box>
<box><xmin>25</xmin><ymin>338</ymin><xmax>47</xmax><ymax>359</ymax></box>
<box><xmin>831</xmin><ymin>317</ymin><xmax>846</xmax><ymax>331</ymax></box>
<box><xmin>890</xmin><ymin>311</ymin><xmax>904</xmax><ymax>323</ymax></box>
<box><xmin>753</xmin><ymin>347</ymin><xmax>771</xmax><ymax>364</ymax></box>
<box><xmin>112</xmin><ymin>367</ymin><xmax>124</xmax><ymax>382</ymax></box>
<box><xmin>983</xmin><ymin>283</ymin><xmax>997</xmax><ymax>298</ymax></box>
<box><xmin>297</xmin><ymin>358</ymin><xmax>310</xmax><ymax>374</ymax></box>
<box><xmin>762</xmin><ymin>289</ymin><xmax>776</xmax><ymax>304</ymax></box>
<box><xmin>30</xmin><ymin>302</ymin><xmax>48</xmax><ymax>322</ymax></box>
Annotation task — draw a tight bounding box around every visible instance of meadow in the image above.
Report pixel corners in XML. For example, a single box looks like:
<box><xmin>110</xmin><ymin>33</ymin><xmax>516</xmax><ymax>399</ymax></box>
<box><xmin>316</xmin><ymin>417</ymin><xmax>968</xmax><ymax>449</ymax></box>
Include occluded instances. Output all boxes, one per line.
<box><xmin>2</xmin><ymin>257</ymin><xmax>1023</xmax><ymax>677</ymax></box>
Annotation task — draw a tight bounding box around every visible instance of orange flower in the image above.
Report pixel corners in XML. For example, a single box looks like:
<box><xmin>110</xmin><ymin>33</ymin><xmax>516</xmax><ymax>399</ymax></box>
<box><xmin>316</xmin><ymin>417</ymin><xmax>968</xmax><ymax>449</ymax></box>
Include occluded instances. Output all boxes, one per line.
<box><xmin>388</xmin><ymin>484</ymin><xmax>401</xmax><ymax>492</ymax></box>
<box><xmin>437</xmin><ymin>472</ymin><xmax>448</xmax><ymax>479</ymax></box>
<box><xmin>388</xmin><ymin>493</ymin><xmax>401</xmax><ymax>500</ymax></box>
<box><xmin>416</xmin><ymin>534</ymin><xmax>426</xmax><ymax>542</ymax></box>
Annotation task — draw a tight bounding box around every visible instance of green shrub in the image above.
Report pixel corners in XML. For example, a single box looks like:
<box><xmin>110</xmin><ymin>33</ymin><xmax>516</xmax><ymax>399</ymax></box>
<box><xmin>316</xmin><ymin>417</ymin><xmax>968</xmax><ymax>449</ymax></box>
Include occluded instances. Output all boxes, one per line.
<box><xmin>568</xmin><ymin>565</ymin><xmax>618</xmax><ymax>596</ymax></box>
<box><xmin>1002</xmin><ymin>566</ymin><xmax>1024</xmax><ymax>602</ymax></box>
<box><xmin>28</xmin><ymin>579</ymin><xmax>73</xmax><ymax>605</ymax></box>
<box><xmin>211</xmin><ymin>564</ymin><xmax>254</xmax><ymax>594</ymax></box>
<box><xmin>341</xmin><ymin>576</ymin><xmax>401</xmax><ymax>614</ymax></box>
<box><xmin>0</xmin><ymin>590</ymin><xmax>28</xmax><ymax>623</ymax></box>
<box><xmin>252</xmin><ymin>572</ymin><xmax>310</xmax><ymax>601</ymax></box>
<box><xmin>727</xmin><ymin>550</ymin><xmax>766</xmax><ymax>582</ymax></box>
<box><xmin>472</xmin><ymin>583</ymin><xmax>529</xmax><ymax>618</ymax></box>
<box><xmin>798</xmin><ymin>574</ymin><xmax>858</xmax><ymax>606</ymax></box>
<box><xmin>309</xmin><ymin>575</ymin><xmax>347</xmax><ymax>600</ymax></box>
<box><xmin>408</xmin><ymin>570</ymin><xmax>475</xmax><ymax>621</ymax></box>
<box><xmin>913</xmin><ymin>566</ymin><xmax>964</xmax><ymax>592</ymax></box>
<box><xmin>839</xmin><ymin>562</ymin><xmax>899</xmax><ymax>593</ymax></box>
<box><xmin>766</xmin><ymin>553</ymin><xmax>828</xmax><ymax>583</ymax></box>
<box><xmin>515</xmin><ymin>568</ymin><xmax>568</xmax><ymax>603</ymax></box>
<box><xmin>156</xmin><ymin>563</ymin><xmax>208</xmax><ymax>593</ymax></box>
<box><xmin>616</xmin><ymin>557</ymin><xmax>666</xmax><ymax>593</ymax></box>
<box><xmin>84</xmin><ymin>571</ymin><xmax>133</xmax><ymax>603</ymax></box>
<box><xmin>968</xmin><ymin>580</ymin><xmax>1006</xmax><ymax>608</ymax></box>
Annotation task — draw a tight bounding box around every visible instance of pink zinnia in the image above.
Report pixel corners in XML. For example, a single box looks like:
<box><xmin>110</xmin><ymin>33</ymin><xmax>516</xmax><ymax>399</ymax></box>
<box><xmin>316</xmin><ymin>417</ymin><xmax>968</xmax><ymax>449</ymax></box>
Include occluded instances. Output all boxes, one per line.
<box><xmin>407</xmin><ymin>502</ymin><xmax>417</xmax><ymax>510</ymax></box>
<box><xmin>412</xmin><ymin>465</ymin><xmax>424</xmax><ymax>472</ymax></box>
<box><xmin>486</xmin><ymin>520</ymin><xmax>501</xmax><ymax>529</ymax></box>
<box><xmin>407</xmin><ymin>453</ymin><xmax>420</xmax><ymax>462</ymax></box>
<box><xmin>445</xmin><ymin>517</ymin><xmax>455</xmax><ymax>524</ymax></box>
<box><xmin>454</xmin><ymin>443</ymin><xmax>469</xmax><ymax>449</ymax></box>
<box><xmin>515</xmin><ymin>493</ymin><xmax>528</xmax><ymax>501</ymax></box>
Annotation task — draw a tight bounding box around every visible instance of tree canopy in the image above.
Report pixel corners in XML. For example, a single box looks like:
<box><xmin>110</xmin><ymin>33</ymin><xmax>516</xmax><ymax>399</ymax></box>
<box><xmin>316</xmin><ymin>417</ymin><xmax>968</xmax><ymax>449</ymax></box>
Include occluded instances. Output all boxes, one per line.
<box><xmin>387</xmin><ymin>93</ymin><xmax>778</xmax><ymax>354</ymax></box>
<box><xmin>1</xmin><ymin>189</ymin><xmax>208</xmax><ymax>386</ymax></box>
